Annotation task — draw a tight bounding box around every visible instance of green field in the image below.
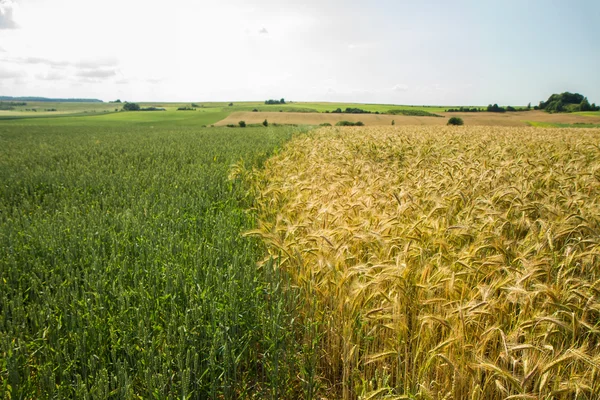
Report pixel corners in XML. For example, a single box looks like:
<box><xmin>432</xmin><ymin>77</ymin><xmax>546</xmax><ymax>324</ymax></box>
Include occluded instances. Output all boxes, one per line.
<box><xmin>0</xmin><ymin>100</ymin><xmax>463</xmax><ymax>120</ymax></box>
<box><xmin>0</xmin><ymin>115</ymin><xmax>309</xmax><ymax>398</ymax></box>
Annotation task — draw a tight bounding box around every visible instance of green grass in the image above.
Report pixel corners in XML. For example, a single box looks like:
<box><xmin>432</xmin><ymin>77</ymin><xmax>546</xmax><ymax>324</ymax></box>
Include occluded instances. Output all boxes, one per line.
<box><xmin>0</xmin><ymin>116</ymin><xmax>309</xmax><ymax>398</ymax></box>
<box><xmin>526</xmin><ymin>120</ymin><xmax>600</xmax><ymax>128</ymax></box>
<box><xmin>575</xmin><ymin>111</ymin><xmax>600</xmax><ymax>117</ymax></box>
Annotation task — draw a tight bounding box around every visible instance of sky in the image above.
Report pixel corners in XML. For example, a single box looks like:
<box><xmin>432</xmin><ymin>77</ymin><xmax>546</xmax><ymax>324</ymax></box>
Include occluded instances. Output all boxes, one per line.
<box><xmin>0</xmin><ymin>0</ymin><xmax>599</xmax><ymax>105</ymax></box>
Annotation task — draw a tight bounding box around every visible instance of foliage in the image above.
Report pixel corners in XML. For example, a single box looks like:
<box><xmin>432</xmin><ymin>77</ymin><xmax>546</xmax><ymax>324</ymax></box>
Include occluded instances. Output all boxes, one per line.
<box><xmin>238</xmin><ymin>120</ymin><xmax>246</xmax><ymax>127</ymax></box>
<box><xmin>265</xmin><ymin>98</ymin><xmax>286</xmax><ymax>105</ymax></box>
<box><xmin>263</xmin><ymin>119</ymin><xmax>268</xmax><ymax>127</ymax></box>
<box><xmin>539</xmin><ymin>92</ymin><xmax>600</xmax><ymax>113</ymax></box>
<box><xmin>319</xmin><ymin>123</ymin><xmax>332</xmax><ymax>126</ymax></box>
<box><xmin>177</xmin><ymin>107</ymin><xmax>195</xmax><ymax>111</ymax></box>
<box><xmin>487</xmin><ymin>104</ymin><xmax>506</xmax><ymax>113</ymax></box>
<box><xmin>387</xmin><ymin>109</ymin><xmax>443</xmax><ymax>117</ymax></box>
<box><xmin>335</xmin><ymin>120</ymin><xmax>364</xmax><ymax>126</ymax></box>
<box><xmin>122</xmin><ymin>102</ymin><xmax>141</xmax><ymax>111</ymax></box>
<box><xmin>331</xmin><ymin>107</ymin><xmax>373</xmax><ymax>114</ymax></box>
<box><xmin>447</xmin><ymin>116</ymin><xmax>464</xmax><ymax>125</ymax></box>
<box><xmin>446</xmin><ymin>107</ymin><xmax>482</xmax><ymax>112</ymax></box>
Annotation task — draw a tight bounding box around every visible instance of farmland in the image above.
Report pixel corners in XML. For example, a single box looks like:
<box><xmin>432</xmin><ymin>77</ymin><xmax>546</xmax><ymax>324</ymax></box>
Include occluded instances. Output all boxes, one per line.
<box><xmin>249</xmin><ymin>126</ymin><xmax>600</xmax><ymax>399</ymax></box>
<box><xmin>216</xmin><ymin>110</ymin><xmax>600</xmax><ymax>128</ymax></box>
<box><xmin>0</xmin><ymin>116</ymin><xmax>306</xmax><ymax>398</ymax></box>
<box><xmin>2</xmin><ymin>109</ymin><xmax>600</xmax><ymax>399</ymax></box>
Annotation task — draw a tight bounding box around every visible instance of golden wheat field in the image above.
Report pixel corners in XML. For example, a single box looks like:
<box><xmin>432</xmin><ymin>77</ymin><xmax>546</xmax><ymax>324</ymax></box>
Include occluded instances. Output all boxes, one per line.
<box><xmin>243</xmin><ymin>126</ymin><xmax>600</xmax><ymax>399</ymax></box>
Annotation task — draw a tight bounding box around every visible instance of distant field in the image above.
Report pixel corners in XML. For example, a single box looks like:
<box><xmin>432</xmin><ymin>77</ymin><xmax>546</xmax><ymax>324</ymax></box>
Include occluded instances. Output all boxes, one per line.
<box><xmin>216</xmin><ymin>110</ymin><xmax>600</xmax><ymax>127</ymax></box>
<box><xmin>0</xmin><ymin>101</ymin><xmax>119</xmax><ymax>116</ymax></box>
<box><xmin>0</xmin><ymin>108</ymin><xmax>229</xmax><ymax>126</ymax></box>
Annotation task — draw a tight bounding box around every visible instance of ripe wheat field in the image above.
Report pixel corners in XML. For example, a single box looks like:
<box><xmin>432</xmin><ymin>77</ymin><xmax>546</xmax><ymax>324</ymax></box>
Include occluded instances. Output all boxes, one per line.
<box><xmin>245</xmin><ymin>126</ymin><xmax>600</xmax><ymax>399</ymax></box>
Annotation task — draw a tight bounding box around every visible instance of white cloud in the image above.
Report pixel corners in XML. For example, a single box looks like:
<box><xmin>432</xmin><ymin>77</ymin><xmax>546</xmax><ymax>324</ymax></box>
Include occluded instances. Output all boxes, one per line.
<box><xmin>0</xmin><ymin>67</ymin><xmax>23</xmax><ymax>78</ymax></box>
<box><xmin>0</xmin><ymin>0</ymin><xmax>18</xmax><ymax>29</ymax></box>
<box><xmin>35</xmin><ymin>71</ymin><xmax>65</xmax><ymax>81</ymax></box>
<box><xmin>76</xmin><ymin>69</ymin><xmax>117</xmax><ymax>79</ymax></box>
<box><xmin>392</xmin><ymin>84</ymin><xmax>409</xmax><ymax>92</ymax></box>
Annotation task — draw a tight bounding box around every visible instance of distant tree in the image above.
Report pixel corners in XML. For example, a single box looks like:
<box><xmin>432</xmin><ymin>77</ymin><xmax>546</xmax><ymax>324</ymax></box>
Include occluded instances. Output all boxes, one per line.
<box><xmin>123</xmin><ymin>102</ymin><xmax>140</xmax><ymax>111</ymax></box>
<box><xmin>263</xmin><ymin>119</ymin><xmax>268</xmax><ymax>127</ymax></box>
<box><xmin>447</xmin><ymin>117</ymin><xmax>464</xmax><ymax>126</ymax></box>
<box><xmin>229</xmin><ymin>103</ymin><xmax>234</xmax><ymax>106</ymax></box>
<box><xmin>238</xmin><ymin>121</ymin><xmax>246</xmax><ymax>128</ymax></box>
<box><xmin>280</xmin><ymin>98</ymin><xmax>285</xmax><ymax>104</ymax></box>
<box><xmin>486</xmin><ymin>104</ymin><xmax>506</xmax><ymax>113</ymax></box>
<box><xmin>527</xmin><ymin>102</ymin><xmax>531</xmax><ymax>110</ymax></box>
<box><xmin>580</xmin><ymin>97</ymin><xmax>592</xmax><ymax>112</ymax></box>
<box><xmin>391</xmin><ymin>120</ymin><xmax>395</xmax><ymax>125</ymax></box>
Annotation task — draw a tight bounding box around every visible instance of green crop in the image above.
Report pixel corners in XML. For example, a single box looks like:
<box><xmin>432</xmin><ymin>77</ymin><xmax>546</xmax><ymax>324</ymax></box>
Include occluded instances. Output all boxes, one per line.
<box><xmin>0</xmin><ymin>120</ymin><xmax>306</xmax><ymax>398</ymax></box>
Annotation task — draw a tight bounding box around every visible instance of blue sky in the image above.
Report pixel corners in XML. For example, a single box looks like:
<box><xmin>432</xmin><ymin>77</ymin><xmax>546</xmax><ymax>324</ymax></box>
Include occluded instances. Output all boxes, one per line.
<box><xmin>0</xmin><ymin>0</ymin><xmax>598</xmax><ymax>105</ymax></box>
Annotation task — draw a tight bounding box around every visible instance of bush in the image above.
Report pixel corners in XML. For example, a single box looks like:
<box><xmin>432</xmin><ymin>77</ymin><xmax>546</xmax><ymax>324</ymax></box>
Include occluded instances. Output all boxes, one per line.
<box><xmin>262</xmin><ymin>119</ymin><xmax>268</xmax><ymax>127</ymax></box>
<box><xmin>447</xmin><ymin>117</ymin><xmax>464</xmax><ymax>126</ymax></box>
<box><xmin>319</xmin><ymin>123</ymin><xmax>332</xmax><ymax>127</ymax></box>
<box><xmin>238</xmin><ymin>121</ymin><xmax>246</xmax><ymax>128</ymax></box>
<box><xmin>335</xmin><ymin>121</ymin><xmax>364</xmax><ymax>127</ymax></box>
<box><xmin>122</xmin><ymin>102</ymin><xmax>140</xmax><ymax>111</ymax></box>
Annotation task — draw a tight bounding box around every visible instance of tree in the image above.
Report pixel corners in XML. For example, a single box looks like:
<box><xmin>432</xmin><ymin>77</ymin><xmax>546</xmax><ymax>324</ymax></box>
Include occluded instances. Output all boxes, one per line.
<box><xmin>280</xmin><ymin>98</ymin><xmax>285</xmax><ymax>104</ymax></box>
<box><xmin>229</xmin><ymin>103</ymin><xmax>234</xmax><ymax>107</ymax></box>
<box><xmin>580</xmin><ymin>97</ymin><xmax>592</xmax><ymax>112</ymax></box>
<box><xmin>263</xmin><ymin>119</ymin><xmax>268</xmax><ymax>127</ymax></box>
<box><xmin>447</xmin><ymin>117</ymin><xmax>464</xmax><ymax>126</ymax></box>
<box><xmin>122</xmin><ymin>102</ymin><xmax>140</xmax><ymax>111</ymax></box>
<box><xmin>391</xmin><ymin>120</ymin><xmax>395</xmax><ymax>126</ymax></box>
<box><xmin>238</xmin><ymin>121</ymin><xmax>246</xmax><ymax>128</ymax></box>
<box><xmin>527</xmin><ymin>102</ymin><xmax>531</xmax><ymax>110</ymax></box>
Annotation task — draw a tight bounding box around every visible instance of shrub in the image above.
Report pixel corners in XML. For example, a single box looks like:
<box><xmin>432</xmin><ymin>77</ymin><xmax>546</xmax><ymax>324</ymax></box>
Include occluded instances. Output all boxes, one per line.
<box><xmin>335</xmin><ymin>121</ymin><xmax>364</xmax><ymax>127</ymax></box>
<box><xmin>447</xmin><ymin>117</ymin><xmax>464</xmax><ymax>126</ymax></box>
<box><xmin>122</xmin><ymin>102</ymin><xmax>140</xmax><ymax>111</ymax></box>
<box><xmin>238</xmin><ymin>121</ymin><xmax>246</xmax><ymax>128</ymax></box>
<box><xmin>391</xmin><ymin>120</ymin><xmax>395</xmax><ymax>126</ymax></box>
<box><xmin>252</xmin><ymin>109</ymin><xmax>258</xmax><ymax>112</ymax></box>
<box><xmin>263</xmin><ymin>119</ymin><xmax>268</xmax><ymax>127</ymax></box>
<box><xmin>320</xmin><ymin>123</ymin><xmax>332</xmax><ymax>127</ymax></box>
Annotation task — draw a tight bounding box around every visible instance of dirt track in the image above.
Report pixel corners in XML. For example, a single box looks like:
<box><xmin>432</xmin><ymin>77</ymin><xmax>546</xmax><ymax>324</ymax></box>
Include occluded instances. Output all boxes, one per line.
<box><xmin>215</xmin><ymin>110</ymin><xmax>600</xmax><ymax>127</ymax></box>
